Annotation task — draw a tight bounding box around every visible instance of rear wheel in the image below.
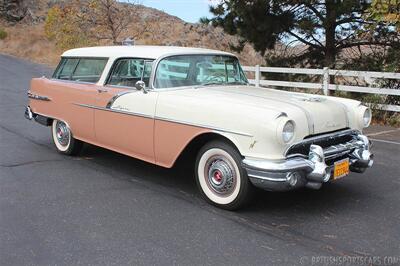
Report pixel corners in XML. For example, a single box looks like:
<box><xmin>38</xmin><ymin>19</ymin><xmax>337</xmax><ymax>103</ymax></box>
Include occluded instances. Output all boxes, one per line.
<box><xmin>195</xmin><ymin>140</ymin><xmax>254</xmax><ymax>210</ymax></box>
<box><xmin>51</xmin><ymin>119</ymin><xmax>83</xmax><ymax>155</ymax></box>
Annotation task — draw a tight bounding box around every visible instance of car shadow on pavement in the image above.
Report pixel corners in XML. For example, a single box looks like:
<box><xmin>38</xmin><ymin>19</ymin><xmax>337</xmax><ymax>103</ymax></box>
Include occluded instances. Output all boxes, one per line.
<box><xmin>80</xmin><ymin>145</ymin><xmax>367</xmax><ymax>214</ymax></box>
<box><xmin>79</xmin><ymin>143</ymin><xmax>198</xmax><ymax>193</ymax></box>
<box><xmin>78</xmin><ymin>143</ymin><xmax>371</xmax><ymax>216</ymax></box>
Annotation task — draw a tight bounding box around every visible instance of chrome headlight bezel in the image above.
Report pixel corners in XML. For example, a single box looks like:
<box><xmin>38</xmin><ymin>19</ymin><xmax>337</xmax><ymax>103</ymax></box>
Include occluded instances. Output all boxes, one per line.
<box><xmin>358</xmin><ymin>106</ymin><xmax>372</xmax><ymax>128</ymax></box>
<box><xmin>363</xmin><ymin>108</ymin><xmax>372</xmax><ymax>128</ymax></box>
<box><xmin>277</xmin><ymin>120</ymin><xmax>296</xmax><ymax>144</ymax></box>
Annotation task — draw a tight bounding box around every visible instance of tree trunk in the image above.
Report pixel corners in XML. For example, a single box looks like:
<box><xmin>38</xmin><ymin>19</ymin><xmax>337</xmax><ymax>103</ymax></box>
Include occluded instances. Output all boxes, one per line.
<box><xmin>324</xmin><ymin>0</ymin><xmax>337</xmax><ymax>68</ymax></box>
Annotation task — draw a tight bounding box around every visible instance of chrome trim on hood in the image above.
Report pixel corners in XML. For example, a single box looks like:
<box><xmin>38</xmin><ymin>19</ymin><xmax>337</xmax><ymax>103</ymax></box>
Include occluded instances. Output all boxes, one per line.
<box><xmin>206</xmin><ymin>87</ymin><xmax>316</xmax><ymax>134</ymax></box>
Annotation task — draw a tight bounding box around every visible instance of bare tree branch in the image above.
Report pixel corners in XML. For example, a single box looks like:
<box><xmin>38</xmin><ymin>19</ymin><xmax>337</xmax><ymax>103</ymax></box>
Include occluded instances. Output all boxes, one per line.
<box><xmin>287</xmin><ymin>30</ymin><xmax>322</xmax><ymax>49</ymax></box>
<box><xmin>337</xmin><ymin>40</ymin><xmax>394</xmax><ymax>49</ymax></box>
<box><xmin>303</xmin><ymin>3</ymin><xmax>325</xmax><ymax>22</ymax></box>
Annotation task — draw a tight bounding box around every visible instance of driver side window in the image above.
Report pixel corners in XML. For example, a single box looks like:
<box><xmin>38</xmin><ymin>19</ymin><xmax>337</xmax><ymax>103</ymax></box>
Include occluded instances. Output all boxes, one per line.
<box><xmin>107</xmin><ymin>58</ymin><xmax>153</xmax><ymax>88</ymax></box>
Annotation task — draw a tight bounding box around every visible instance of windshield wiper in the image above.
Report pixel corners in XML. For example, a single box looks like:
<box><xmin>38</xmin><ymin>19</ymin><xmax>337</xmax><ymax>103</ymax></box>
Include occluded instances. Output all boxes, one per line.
<box><xmin>195</xmin><ymin>82</ymin><xmax>223</xmax><ymax>88</ymax></box>
<box><xmin>226</xmin><ymin>81</ymin><xmax>248</xmax><ymax>85</ymax></box>
<box><xmin>200</xmin><ymin>82</ymin><xmax>223</xmax><ymax>86</ymax></box>
<box><xmin>195</xmin><ymin>81</ymin><xmax>248</xmax><ymax>88</ymax></box>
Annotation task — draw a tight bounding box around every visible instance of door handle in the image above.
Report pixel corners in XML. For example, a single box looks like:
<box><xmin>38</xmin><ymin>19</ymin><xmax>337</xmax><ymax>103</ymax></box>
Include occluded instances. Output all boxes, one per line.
<box><xmin>97</xmin><ymin>88</ymin><xmax>108</xmax><ymax>93</ymax></box>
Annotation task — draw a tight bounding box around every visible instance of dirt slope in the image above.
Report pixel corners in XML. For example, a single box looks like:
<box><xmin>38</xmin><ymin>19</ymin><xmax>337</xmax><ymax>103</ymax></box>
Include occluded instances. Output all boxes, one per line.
<box><xmin>0</xmin><ymin>0</ymin><xmax>264</xmax><ymax>67</ymax></box>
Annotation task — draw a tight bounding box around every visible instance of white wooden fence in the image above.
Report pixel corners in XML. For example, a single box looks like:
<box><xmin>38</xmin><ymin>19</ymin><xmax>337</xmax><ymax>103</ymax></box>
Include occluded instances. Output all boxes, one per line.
<box><xmin>242</xmin><ymin>65</ymin><xmax>400</xmax><ymax>112</ymax></box>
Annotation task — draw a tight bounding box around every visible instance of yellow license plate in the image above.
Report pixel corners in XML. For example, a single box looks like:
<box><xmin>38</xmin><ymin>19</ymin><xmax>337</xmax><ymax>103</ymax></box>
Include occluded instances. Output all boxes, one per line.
<box><xmin>333</xmin><ymin>158</ymin><xmax>350</xmax><ymax>180</ymax></box>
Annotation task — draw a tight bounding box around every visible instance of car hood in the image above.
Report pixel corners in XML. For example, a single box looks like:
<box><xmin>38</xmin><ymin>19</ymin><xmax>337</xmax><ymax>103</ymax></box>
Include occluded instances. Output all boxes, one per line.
<box><xmin>170</xmin><ymin>85</ymin><xmax>351</xmax><ymax>135</ymax></box>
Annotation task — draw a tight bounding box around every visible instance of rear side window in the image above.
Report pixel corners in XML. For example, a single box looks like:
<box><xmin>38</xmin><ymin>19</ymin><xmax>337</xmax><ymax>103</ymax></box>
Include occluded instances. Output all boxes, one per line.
<box><xmin>53</xmin><ymin>58</ymin><xmax>108</xmax><ymax>83</ymax></box>
<box><xmin>53</xmin><ymin>58</ymin><xmax>79</xmax><ymax>80</ymax></box>
<box><xmin>71</xmin><ymin>59</ymin><xmax>108</xmax><ymax>83</ymax></box>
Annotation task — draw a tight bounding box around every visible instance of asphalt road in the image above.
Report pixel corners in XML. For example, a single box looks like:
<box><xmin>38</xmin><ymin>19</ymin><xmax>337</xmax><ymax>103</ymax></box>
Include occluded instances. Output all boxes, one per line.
<box><xmin>1</xmin><ymin>54</ymin><xmax>400</xmax><ymax>266</ymax></box>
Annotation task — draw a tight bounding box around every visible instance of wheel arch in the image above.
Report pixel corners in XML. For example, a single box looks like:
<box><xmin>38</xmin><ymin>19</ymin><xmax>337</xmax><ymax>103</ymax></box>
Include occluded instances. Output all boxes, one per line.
<box><xmin>171</xmin><ymin>131</ymin><xmax>243</xmax><ymax>168</ymax></box>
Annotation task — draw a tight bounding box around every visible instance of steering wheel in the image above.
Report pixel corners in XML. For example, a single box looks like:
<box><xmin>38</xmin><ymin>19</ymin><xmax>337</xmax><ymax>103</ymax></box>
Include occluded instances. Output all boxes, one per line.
<box><xmin>204</xmin><ymin>75</ymin><xmax>225</xmax><ymax>83</ymax></box>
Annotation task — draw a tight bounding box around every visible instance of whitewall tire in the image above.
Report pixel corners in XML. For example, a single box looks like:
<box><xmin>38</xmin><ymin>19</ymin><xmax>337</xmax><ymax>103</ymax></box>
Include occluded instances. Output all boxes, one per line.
<box><xmin>51</xmin><ymin>119</ymin><xmax>83</xmax><ymax>155</ymax></box>
<box><xmin>195</xmin><ymin>140</ymin><xmax>254</xmax><ymax>210</ymax></box>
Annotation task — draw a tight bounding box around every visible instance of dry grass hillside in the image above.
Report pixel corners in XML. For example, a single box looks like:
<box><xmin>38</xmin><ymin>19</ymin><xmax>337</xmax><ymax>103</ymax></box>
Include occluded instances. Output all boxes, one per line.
<box><xmin>0</xmin><ymin>0</ymin><xmax>264</xmax><ymax>67</ymax></box>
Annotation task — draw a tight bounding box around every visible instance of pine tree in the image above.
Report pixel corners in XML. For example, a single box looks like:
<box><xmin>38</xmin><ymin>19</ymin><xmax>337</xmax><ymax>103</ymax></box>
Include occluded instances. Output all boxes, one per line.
<box><xmin>206</xmin><ymin>0</ymin><xmax>399</xmax><ymax>68</ymax></box>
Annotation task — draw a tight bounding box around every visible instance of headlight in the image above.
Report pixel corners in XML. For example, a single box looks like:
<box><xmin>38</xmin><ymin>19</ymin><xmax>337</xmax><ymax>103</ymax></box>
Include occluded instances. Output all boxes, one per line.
<box><xmin>282</xmin><ymin>120</ymin><xmax>295</xmax><ymax>143</ymax></box>
<box><xmin>363</xmin><ymin>108</ymin><xmax>372</xmax><ymax>128</ymax></box>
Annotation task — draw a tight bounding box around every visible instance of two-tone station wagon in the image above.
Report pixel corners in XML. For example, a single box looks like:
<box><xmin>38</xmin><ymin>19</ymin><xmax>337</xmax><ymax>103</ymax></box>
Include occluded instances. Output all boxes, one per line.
<box><xmin>25</xmin><ymin>45</ymin><xmax>373</xmax><ymax>210</ymax></box>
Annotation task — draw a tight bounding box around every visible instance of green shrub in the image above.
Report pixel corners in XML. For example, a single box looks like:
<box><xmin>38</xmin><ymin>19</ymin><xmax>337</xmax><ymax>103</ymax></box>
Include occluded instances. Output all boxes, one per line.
<box><xmin>0</xmin><ymin>28</ymin><xmax>7</xmax><ymax>40</ymax></box>
<box><xmin>45</xmin><ymin>6</ymin><xmax>95</xmax><ymax>49</ymax></box>
<box><xmin>387</xmin><ymin>114</ymin><xmax>400</xmax><ymax>127</ymax></box>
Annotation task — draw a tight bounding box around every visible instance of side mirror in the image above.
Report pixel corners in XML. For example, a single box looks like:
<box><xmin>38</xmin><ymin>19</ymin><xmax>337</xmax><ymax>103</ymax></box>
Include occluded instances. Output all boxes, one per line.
<box><xmin>135</xmin><ymin>80</ymin><xmax>147</xmax><ymax>93</ymax></box>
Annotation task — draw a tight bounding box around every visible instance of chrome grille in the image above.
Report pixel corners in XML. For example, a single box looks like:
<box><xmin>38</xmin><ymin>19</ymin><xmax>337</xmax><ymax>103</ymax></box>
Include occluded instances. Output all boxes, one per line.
<box><xmin>285</xmin><ymin>129</ymin><xmax>360</xmax><ymax>163</ymax></box>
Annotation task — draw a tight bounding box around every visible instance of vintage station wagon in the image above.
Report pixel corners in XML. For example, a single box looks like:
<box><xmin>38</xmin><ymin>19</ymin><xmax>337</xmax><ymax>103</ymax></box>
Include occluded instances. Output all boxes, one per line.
<box><xmin>25</xmin><ymin>46</ymin><xmax>373</xmax><ymax>210</ymax></box>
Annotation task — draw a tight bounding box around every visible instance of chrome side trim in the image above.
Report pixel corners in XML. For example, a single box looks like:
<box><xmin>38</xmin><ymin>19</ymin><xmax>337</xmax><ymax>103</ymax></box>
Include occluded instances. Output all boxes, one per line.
<box><xmin>73</xmin><ymin>103</ymin><xmax>153</xmax><ymax>119</ymax></box>
<box><xmin>27</xmin><ymin>91</ymin><xmax>51</xmax><ymax>101</ymax></box>
<box><xmin>154</xmin><ymin>116</ymin><xmax>253</xmax><ymax>137</ymax></box>
<box><xmin>73</xmin><ymin>103</ymin><xmax>253</xmax><ymax>137</ymax></box>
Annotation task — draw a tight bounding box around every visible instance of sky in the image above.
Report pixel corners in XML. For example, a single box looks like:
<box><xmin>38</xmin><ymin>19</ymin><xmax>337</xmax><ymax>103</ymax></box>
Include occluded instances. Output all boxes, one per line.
<box><xmin>140</xmin><ymin>0</ymin><xmax>217</xmax><ymax>23</ymax></box>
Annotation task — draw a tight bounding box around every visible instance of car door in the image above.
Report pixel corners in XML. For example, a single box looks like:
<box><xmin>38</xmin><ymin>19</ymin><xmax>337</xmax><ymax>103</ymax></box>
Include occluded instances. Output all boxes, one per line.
<box><xmin>94</xmin><ymin>58</ymin><xmax>158</xmax><ymax>164</ymax></box>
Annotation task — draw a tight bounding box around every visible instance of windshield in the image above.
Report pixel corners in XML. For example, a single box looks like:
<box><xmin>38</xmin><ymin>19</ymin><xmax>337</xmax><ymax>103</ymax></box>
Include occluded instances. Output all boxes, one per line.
<box><xmin>154</xmin><ymin>55</ymin><xmax>248</xmax><ymax>89</ymax></box>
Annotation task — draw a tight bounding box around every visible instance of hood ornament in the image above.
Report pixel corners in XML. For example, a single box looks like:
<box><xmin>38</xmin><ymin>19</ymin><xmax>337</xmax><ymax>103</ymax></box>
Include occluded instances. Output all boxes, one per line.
<box><xmin>296</xmin><ymin>96</ymin><xmax>325</xmax><ymax>102</ymax></box>
<box><xmin>325</xmin><ymin>121</ymin><xmax>341</xmax><ymax>128</ymax></box>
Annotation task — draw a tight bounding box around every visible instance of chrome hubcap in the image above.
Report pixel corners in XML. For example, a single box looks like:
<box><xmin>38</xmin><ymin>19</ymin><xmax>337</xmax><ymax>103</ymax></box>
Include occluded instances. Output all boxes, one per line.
<box><xmin>55</xmin><ymin>121</ymin><xmax>70</xmax><ymax>146</ymax></box>
<box><xmin>205</xmin><ymin>156</ymin><xmax>236</xmax><ymax>196</ymax></box>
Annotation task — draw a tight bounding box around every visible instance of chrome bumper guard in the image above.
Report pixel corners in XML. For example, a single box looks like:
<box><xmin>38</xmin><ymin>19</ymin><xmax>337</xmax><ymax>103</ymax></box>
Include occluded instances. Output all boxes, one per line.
<box><xmin>243</xmin><ymin>133</ymin><xmax>373</xmax><ymax>192</ymax></box>
<box><xmin>24</xmin><ymin>106</ymin><xmax>33</xmax><ymax>120</ymax></box>
<box><xmin>25</xmin><ymin>106</ymin><xmax>52</xmax><ymax>126</ymax></box>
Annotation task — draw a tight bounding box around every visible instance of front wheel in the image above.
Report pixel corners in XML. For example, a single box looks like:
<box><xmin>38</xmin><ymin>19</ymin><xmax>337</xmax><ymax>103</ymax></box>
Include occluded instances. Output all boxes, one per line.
<box><xmin>51</xmin><ymin>119</ymin><xmax>83</xmax><ymax>155</ymax></box>
<box><xmin>195</xmin><ymin>140</ymin><xmax>254</xmax><ymax>210</ymax></box>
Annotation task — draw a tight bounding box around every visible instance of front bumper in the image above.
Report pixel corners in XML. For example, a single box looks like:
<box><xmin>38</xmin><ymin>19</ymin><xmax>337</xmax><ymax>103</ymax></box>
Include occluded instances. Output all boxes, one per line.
<box><xmin>243</xmin><ymin>132</ymin><xmax>373</xmax><ymax>192</ymax></box>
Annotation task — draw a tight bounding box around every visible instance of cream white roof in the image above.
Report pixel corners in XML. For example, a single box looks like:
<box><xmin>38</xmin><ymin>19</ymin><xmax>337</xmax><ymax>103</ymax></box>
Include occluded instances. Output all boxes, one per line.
<box><xmin>62</xmin><ymin>45</ymin><xmax>235</xmax><ymax>59</ymax></box>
